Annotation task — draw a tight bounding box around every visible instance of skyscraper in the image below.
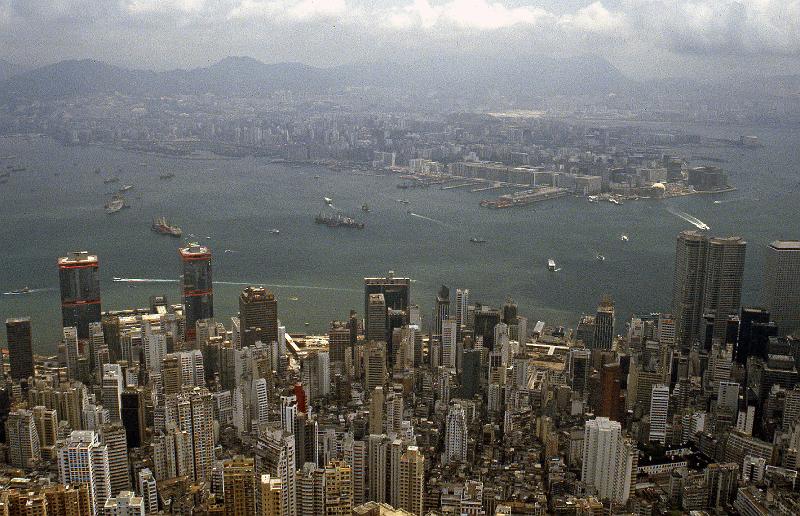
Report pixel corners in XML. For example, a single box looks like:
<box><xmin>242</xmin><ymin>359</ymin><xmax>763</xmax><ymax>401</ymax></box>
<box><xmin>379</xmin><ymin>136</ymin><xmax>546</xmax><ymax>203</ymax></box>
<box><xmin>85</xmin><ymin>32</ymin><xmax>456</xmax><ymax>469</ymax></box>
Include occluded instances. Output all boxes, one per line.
<box><xmin>434</xmin><ymin>285</ymin><xmax>450</xmax><ymax>336</ymax></box>
<box><xmin>223</xmin><ymin>456</ymin><xmax>256</xmax><ymax>516</ymax></box>
<box><xmin>440</xmin><ymin>318</ymin><xmax>457</xmax><ymax>369</ymax></box>
<box><xmin>58</xmin><ymin>430</ymin><xmax>112</xmax><ymax>515</ymax></box>
<box><xmin>581</xmin><ymin>417</ymin><xmax>635</xmax><ymax>504</ymax></box>
<box><xmin>6</xmin><ymin>317</ymin><xmax>33</xmax><ymax>381</ymax></box>
<box><xmin>673</xmin><ymin>231</ymin><xmax>708</xmax><ymax>350</ymax></box>
<box><xmin>649</xmin><ymin>384</ymin><xmax>670</xmax><ymax>444</ymax></box>
<box><xmin>100</xmin><ymin>423</ymin><xmax>131</xmax><ymax>496</ymax></box>
<box><xmin>764</xmin><ymin>240</ymin><xmax>800</xmax><ymax>336</ymax></box>
<box><xmin>703</xmin><ymin>236</ymin><xmax>746</xmax><ymax>342</ymax></box>
<box><xmin>364</xmin><ymin>341</ymin><xmax>387</xmax><ymax>394</ymax></box>
<box><xmin>5</xmin><ymin>408</ymin><xmax>40</xmax><ymax>468</ymax></box>
<box><xmin>398</xmin><ymin>446</ymin><xmax>424</xmax><ymax>516</ymax></box>
<box><xmin>364</xmin><ymin>272</ymin><xmax>411</xmax><ymax>325</ymax></box>
<box><xmin>239</xmin><ymin>286</ymin><xmax>278</xmax><ymax>347</ymax></box>
<box><xmin>593</xmin><ymin>297</ymin><xmax>615</xmax><ymax>350</ymax></box>
<box><xmin>180</xmin><ymin>244</ymin><xmax>213</xmax><ymax>342</ymax></box>
<box><xmin>58</xmin><ymin>251</ymin><xmax>101</xmax><ymax>339</ymax></box>
<box><xmin>366</xmin><ymin>294</ymin><xmax>387</xmax><ymax>343</ymax></box>
<box><xmin>444</xmin><ymin>404</ymin><xmax>468</xmax><ymax>464</ymax></box>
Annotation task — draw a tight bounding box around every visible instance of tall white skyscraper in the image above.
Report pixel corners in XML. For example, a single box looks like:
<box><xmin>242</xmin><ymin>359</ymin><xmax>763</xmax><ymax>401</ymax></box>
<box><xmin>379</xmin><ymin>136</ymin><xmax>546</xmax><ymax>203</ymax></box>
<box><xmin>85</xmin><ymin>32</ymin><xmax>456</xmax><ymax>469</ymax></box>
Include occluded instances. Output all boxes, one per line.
<box><xmin>58</xmin><ymin>430</ymin><xmax>112</xmax><ymax>515</ymax></box>
<box><xmin>455</xmin><ymin>288</ymin><xmax>470</xmax><ymax>328</ymax></box>
<box><xmin>581</xmin><ymin>417</ymin><xmax>635</xmax><ymax>504</ymax></box>
<box><xmin>649</xmin><ymin>384</ymin><xmax>670</xmax><ymax>444</ymax></box>
<box><xmin>441</xmin><ymin>319</ymin><xmax>457</xmax><ymax>369</ymax></box>
<box><xmin>764</xmin><ymin>240</ymin><xmax>800</xmax><ymax>336</ymax></box>
<box><xmin>444</xmin><ymin>404</ymin><xmax>468</xmax><ymax>464</ymax></box>
<box><xmin>252</xmin><ymin>378</ymin><xmax>270</xmax><ymax>427</ymax></box>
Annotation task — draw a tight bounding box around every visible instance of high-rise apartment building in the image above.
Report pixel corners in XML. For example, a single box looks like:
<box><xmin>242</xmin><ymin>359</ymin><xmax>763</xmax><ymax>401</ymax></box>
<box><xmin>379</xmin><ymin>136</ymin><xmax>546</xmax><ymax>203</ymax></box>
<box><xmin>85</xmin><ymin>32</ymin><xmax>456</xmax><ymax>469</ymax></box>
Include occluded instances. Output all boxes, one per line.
<box><xmin>398</xmin><ymin>446</ymin><xmax>424</xmax><ymax>516</ymax></box>
<box><xmin>764</xmin><ymin>240</ymin><xmax>800</xmax><ymax>336</ymax></box>
<box><xmin>58</xmin><ymin>430</ymin><xmax>112</xmax><ymax>515</ymax></box>
<box><xmin>6</xmin><ymin>408</ymin><xmax>40</xmax><ymax>468</ymax></box>
<box><xmin>649</xmin><ymin>384</ymin><xmax>670</xmax><ymax>444</ymax></box>
<box><xmin>581</xmin><ymin>417</ymin><xmax>635</xmax><ymax>504</ymax></box>
<box><xmin>180</xmin><ymin>244</ymin><xmax>213</xmax><ymax>342</ymax></box>
<box><xmin>58</xmin><ymin>251</ymin><xmax>101</xmax><ymax>339</ymax></box>
<box><xmin>223</xmin><ymin>456</ymin><xmax>257</xmax><ymax>516</ymax></box>
<box><xmin>100</xmin><ymin>423</ymin><xmax>131</xmax><ymax>496</ymax></box>
<box><xmin>364</xmin><ymin>341</ymin><xmax>387</xmax><ymax>394</ymax></box>
<box><xmin>444</xmin><ymin>404</ymin><xmax>468</xmax><ymax>464</ymax></box>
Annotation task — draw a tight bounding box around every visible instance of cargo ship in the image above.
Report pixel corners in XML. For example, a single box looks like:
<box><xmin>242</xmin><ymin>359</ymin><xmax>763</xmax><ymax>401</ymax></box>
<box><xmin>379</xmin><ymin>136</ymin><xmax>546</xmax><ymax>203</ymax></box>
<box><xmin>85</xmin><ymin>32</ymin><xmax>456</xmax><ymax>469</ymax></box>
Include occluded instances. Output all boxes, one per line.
<box><xmin>314</xmin><ymin>213</ymin><xmax>364</xmax><ymax>229</ymax></box>
<box><xmin>105</xmin><ymin>195</ymin><xmax>125</xmax><ymax>214</ymax></box>
<box><xmin>151</xmin><ymin>217</ymin><xmax>183</xmax><ymax>237</ymax></box>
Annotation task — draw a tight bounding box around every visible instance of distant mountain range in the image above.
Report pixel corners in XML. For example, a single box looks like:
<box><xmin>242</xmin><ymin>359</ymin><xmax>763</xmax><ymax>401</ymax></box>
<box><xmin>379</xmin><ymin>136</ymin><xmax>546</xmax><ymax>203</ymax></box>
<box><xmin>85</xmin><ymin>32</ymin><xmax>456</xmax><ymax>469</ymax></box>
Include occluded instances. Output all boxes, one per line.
<box><xmin>0</xmin><ymin>55</ymin><xmax>638</xmax><ymax>101</ymax></box>
<box><xmin>1</xmin><ymin>55</ymin><xmax>796</xmax><ymax>104</ymax></box>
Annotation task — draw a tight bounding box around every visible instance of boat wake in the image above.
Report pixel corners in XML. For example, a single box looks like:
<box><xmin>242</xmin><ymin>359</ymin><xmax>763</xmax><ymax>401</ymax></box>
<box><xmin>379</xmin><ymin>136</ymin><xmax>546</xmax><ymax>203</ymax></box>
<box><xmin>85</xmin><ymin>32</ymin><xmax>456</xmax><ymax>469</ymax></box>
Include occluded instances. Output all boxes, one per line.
<box><xmin>2</xmin><ymin>287</ymin><xmax>54</xmax><ymax>295</ymax></box>
<box><xmin>112</xmin><ymin>277</ymin><xmax>359</xmax><ymax>292</ymax></box>
<box><xmin>666</xmin><ymin>207</ymin><xmax>710</xmax><ymax>231</ymax></box>
<box><xmin>408</xmin><ymin>212</ymin><xmax>456</xmax><ymax>229</ymax></box>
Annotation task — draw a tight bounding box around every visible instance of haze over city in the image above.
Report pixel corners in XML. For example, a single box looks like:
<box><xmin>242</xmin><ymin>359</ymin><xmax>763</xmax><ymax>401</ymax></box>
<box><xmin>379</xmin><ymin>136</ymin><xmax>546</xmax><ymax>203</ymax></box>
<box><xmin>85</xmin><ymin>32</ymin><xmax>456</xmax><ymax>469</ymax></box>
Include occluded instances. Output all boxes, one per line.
<box><xmin>0</xmin><ymin>1</ymin><xmax>799</xmax><ymax>516</ymax></box>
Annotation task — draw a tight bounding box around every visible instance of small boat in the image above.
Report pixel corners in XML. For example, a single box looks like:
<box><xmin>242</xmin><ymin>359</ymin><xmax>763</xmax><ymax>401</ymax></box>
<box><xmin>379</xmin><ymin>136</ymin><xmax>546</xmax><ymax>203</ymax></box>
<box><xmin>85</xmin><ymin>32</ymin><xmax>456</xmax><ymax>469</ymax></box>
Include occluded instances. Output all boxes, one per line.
<box><xmin>620</xmin><ymin>235</ymin><xmax>629</xmax><ymax>242</ymax></box>
<box><xmin>548</xmin><ymin>259</ymin><xmax>556</xmax><ymax>271</ymax></box>
<box><xmin>9</xmin><ymin>287</ymin><xmax>31</xmax><ymax>295</ymax></box>
<box><xmin>713</xmin><ymin>200</ymin><xmax>721</xmax><ymax>204</ymax></box>
<box><xmin>470</xmin><ymin>237</ymin><xmax>487</xmax><ymax>244</ymax></box>
<box><xmin>94</xmin><ymin>168</ymin><xmax>101</xmax><ymax>174</ymax></box>
<box><xmin>314</xmin><ymin>175</ymin><xmax>321</xmax><ymax>179</ymax></box>
<box><xmin>139</xmin><ymin>163</ymin><xmax>147</xmax><ymax>167</ymax></box>
<box><xmin>119</xmin><ymin>184</ymin><xmax>133</xmax><ymax>192</ymax></box>
<box><xmin>103</xmin><ymin>177</ymin><xmax>119</xmax><ymax>184</ymax></box>
<box><xmin>324</xmin><ymin>197</ymin><xmax>333</xmax><ymax>205</ymax></box>
<box><xmin>397</xmin><ymin>199</ymin><xmax>410</xmax><ymax>204</ymax></box>
<box><xmin>362</xmin><ymin>203</ymin><xmax>370</xmax><ymax>212</ymax></box>
<box><xmin>596</xmin><ymin>254</ymin><xmax>606</xmax><ymax>262</ymax></box>
<box><xmin>588</xmin><ymin>196</ymin><xmax>598</xmax><ymax>203</ymax></box>
<box><xmin>270</xmin><ymin>229</ymin><xmax>280</xmax><ymax>235</ymax></box>
<box><xmin>224</xmin><ymin>249</ymin><xmax>234</xmax><ymax>253</ymax></box>
<box><xmin>304</xmin><ymin>322</ymin><xmax>310</xmax><ymax>326</ymax></box>
<box><xmin>9</xmin><ymin>166</ymin><xmax>26</xmax><ymax>172</ymax></box>
<box><xmin>159</xmin><ymin>173</ymin><xmax>175</xmax><ymax>180</ymax></box>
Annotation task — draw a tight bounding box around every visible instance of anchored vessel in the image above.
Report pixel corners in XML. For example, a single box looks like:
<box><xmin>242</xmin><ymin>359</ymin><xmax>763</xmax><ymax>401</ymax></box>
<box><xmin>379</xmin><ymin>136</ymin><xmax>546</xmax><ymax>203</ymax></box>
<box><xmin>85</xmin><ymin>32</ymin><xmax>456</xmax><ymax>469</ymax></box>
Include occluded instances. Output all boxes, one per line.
<box><xmin>548</xmin><ymin>259</ymin><xmax>557</xmax><ymax>271</ymax></box>
<box><xmin>314</xmin><ymin>213</ymin><xmax>364</xmax><ymax>229</ymax></box>
<box><xmin>105</xmin><ymin>195</ymin><xmax>125</xmax><ymax>214</ymax></box>
<box><xmin>151</xmin><ymin>217</ymin><xmax>183</xmax><ymax>237</ymax></box>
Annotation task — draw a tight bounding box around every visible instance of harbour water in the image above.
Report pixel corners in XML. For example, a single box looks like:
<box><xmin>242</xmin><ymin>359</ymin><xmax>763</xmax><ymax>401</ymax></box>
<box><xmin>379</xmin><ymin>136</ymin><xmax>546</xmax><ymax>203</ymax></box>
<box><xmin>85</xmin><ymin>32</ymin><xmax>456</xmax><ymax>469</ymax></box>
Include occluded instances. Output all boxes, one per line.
<box><xmin>1</xmin><ymin>123</ymin><xmax>798</xmax><ymax>352</ymax></box>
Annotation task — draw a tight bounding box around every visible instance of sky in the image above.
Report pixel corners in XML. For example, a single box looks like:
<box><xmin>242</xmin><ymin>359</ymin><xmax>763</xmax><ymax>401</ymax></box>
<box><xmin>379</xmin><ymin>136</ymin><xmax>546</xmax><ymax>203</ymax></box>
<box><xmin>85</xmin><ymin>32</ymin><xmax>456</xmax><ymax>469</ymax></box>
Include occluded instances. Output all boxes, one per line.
<box><xmin>1</xmin><ymin>0</ymin><xmax>799</xmax><ymax>80</ymax></box>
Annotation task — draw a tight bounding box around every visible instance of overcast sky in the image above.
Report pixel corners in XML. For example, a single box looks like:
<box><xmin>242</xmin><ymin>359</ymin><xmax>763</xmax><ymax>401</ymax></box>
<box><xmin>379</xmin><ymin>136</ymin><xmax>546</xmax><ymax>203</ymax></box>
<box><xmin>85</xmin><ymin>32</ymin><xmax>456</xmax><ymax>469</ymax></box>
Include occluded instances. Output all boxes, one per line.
<box><xmin>1</xmin><ymin>0</ymin><xmax>799</xmax><ymax>80</ymax></box>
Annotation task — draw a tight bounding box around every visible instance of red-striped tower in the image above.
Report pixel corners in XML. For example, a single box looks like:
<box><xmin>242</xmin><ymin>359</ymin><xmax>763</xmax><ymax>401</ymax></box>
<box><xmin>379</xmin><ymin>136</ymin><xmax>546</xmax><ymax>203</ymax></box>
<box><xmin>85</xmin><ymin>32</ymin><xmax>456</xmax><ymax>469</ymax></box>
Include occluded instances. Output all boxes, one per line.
<box><xmin>180</xmin><ymin>243</ymin><xmax>213</xmax><ymax>342</ymax></box>
<box><xmin>58</xmin><ymin>251</ymin><xmax>101</xmax><ymax>339</ymax></box>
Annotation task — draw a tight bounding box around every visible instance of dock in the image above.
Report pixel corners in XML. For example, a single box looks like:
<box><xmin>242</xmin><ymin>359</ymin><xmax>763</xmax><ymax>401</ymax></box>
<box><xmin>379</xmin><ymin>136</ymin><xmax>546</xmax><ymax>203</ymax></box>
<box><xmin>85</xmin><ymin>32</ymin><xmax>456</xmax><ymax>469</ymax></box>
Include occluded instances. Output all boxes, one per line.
<box><xmin>471</xmin><ymin>184</ymin><xmax>503</xmax><ymax>193</ymax></box>
<box><xmin>441</xmin><ymin>182</ymin><xmax>477</xmax><ymax>190</ymax></box>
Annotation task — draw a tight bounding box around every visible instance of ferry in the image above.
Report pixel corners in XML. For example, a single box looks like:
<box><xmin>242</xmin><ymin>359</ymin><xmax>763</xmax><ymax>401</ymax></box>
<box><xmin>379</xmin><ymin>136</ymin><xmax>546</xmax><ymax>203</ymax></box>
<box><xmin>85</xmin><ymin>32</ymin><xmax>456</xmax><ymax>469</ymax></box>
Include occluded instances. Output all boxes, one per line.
<box><xmin>470</xmin><ymin>237</ymin><xmax>487</xmax><ymax>244</ymax></box>
<box><xmin>8</xmin><ymin>287</ymin><xmax>31</xmax><ymax>295</ymax></box>
<box><xmin>105</xmin><ymin>195</ymin><xmax>125</xmax><ymax>214</ymax></box>
<box><xmin>548</xmin><ymin>259</ymin><xmax>557</xmax><ymax>271</ymax></box>
<box><xmin>151</xmin><ymin>217</ymin><xmax>183</xmax><ymax>237</ymax></box>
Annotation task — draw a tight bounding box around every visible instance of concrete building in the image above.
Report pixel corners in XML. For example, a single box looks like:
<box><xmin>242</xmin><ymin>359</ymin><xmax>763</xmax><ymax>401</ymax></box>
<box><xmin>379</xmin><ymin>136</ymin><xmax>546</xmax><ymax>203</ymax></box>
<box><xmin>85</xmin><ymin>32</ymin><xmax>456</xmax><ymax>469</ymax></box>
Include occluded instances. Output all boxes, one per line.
<box><xmin>581</xmin><ymin>417</ymin><xmax>635</xmax><ymax>504</ymax></box>
<box><xmin>764</xmin><ymin>240</ymin><xmax>800</xmax><ymax>336</ymax></box>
